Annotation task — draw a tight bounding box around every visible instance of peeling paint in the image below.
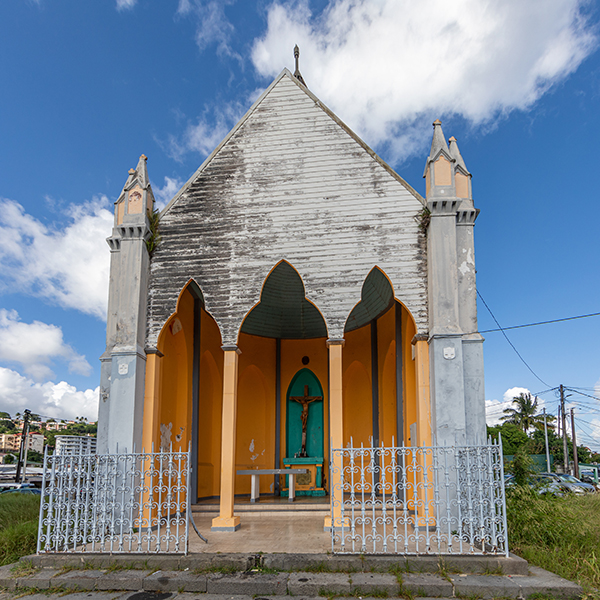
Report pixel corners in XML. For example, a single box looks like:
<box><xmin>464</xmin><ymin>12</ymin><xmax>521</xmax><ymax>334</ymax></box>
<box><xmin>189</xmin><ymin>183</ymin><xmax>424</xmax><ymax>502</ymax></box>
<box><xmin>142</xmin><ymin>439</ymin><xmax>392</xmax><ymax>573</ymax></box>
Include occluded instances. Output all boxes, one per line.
<box><xmin>146</xmin><ymin>74</ymin><xmax>429</xmax><ymax>346</ymax></box>
<box><xmin>160</xmin><ymin>422</ymin><xmax>172</xmax><ymax>451</ymax></box>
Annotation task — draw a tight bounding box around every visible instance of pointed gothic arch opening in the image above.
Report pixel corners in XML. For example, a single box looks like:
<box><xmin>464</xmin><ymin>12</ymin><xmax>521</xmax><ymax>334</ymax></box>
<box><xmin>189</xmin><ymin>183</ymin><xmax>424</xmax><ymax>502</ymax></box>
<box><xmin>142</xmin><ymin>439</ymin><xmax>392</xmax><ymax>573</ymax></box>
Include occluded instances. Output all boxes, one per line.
<box><xmin>144</xmin><ymin>280</ymin><xmax>224</xmax><ymax>501</ymax></box>
<box><xmin>234</xmin><ymin>260</ymin><xmax>329</xmax><ymax>498</ymax></box>
<box><xmin>342</xmin><ymin>267</ymin><xmax>418</xmax><ymax>450</ymax></box>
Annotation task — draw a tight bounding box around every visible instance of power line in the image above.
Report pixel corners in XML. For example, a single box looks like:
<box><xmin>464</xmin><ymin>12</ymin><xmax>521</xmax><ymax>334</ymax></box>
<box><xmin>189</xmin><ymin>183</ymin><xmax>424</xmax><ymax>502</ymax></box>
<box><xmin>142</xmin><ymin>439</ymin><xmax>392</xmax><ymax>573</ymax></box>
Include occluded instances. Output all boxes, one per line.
<box><xmin>479</xmin><ymin>311</ymin><xmax>600</xmax><ymax>334</ymax></box>
<box><xmin>477</xmin><ymin>290</ymin><xmax>551</xmax><ymax>388</ymax></box>
<box><xmin>564</xmin><ymin>387</ymin><xmax>600</xmax><ymax>402</ymax></box>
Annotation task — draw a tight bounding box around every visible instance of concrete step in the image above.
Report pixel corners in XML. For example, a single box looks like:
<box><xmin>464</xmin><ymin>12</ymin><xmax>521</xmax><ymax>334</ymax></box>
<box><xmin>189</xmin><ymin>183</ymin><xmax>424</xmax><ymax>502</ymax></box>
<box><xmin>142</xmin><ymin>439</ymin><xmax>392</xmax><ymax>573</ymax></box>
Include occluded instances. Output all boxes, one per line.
<box><xmin>0</xmin><ymin>564</ymin><xmax>583</xmax><ymax>599</ymax></box>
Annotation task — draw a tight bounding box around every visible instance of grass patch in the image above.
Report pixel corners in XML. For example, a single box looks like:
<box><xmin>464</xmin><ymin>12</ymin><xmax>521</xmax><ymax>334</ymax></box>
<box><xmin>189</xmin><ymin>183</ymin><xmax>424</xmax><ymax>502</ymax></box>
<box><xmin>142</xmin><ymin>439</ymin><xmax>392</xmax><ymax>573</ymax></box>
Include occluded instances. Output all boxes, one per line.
<box><xmin>507</xmin><ymin>486</ymin><xmax>600</xmax><ymax>595</ymax></box>
<box><xmin>0</xmin><ymin>494</ymin><xmax>40</xmax><ymax>566</ymax></box>
<box><xmin>10</xmin><ymin>560</ymin><xmax>38</xmax><ymax>578</ymax></box>
<box><xmin>194</xmin><ymin>565</ymin><xmax>240</xmax><ymax>575</ymax></box>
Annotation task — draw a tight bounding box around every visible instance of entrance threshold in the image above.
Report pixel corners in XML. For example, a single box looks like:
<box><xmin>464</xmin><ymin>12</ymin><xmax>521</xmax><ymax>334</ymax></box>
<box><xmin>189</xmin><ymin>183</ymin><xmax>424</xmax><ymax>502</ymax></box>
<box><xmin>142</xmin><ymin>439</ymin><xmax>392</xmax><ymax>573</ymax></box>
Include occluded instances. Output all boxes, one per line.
<box><xmin>193</xmin><ymin>495</ymin><xmax>329</xmax><ymax>516</ymax></box>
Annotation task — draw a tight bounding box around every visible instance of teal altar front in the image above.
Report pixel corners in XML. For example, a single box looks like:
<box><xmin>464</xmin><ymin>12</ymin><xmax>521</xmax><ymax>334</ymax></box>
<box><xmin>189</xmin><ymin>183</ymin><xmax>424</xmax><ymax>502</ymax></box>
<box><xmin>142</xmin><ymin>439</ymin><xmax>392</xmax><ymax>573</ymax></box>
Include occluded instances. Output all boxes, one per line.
<box><xmin>282</xmin><ymin>368</ymin><xmax>326</xmax><ymax>497</ymax></box>
<box><xmin>282</xmin><ymin>457</ymin><xmax>326</xmax><ymax>497</ymax></box>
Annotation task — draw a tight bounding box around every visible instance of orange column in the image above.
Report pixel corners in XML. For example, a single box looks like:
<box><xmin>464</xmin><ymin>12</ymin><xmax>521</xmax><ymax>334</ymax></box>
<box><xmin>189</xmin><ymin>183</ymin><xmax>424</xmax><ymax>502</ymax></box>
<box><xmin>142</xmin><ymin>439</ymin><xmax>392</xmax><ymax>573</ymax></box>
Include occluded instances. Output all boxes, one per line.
<box><xmin>325</xmin><ymin>339</ymin><xmax>347</xmax><ymax>530</ymax></box>
<box><xmin>212</xmin><ymin>346</ymin><xmax>241</xmax><ymax>531</ymax></box>
<box><xmin>142</xmin><ymin>350</ymin><xmax>162</xmax><ymax>453</ymax></box>
<box><xmin>414</xmin><ymin>340</ymin><xmax>432</xmax><ymax>447</ymax></box>
<box><xmin>414</xmin><ymin>338</ymin><xmax>434</xmax><ymax>527</ymax></box>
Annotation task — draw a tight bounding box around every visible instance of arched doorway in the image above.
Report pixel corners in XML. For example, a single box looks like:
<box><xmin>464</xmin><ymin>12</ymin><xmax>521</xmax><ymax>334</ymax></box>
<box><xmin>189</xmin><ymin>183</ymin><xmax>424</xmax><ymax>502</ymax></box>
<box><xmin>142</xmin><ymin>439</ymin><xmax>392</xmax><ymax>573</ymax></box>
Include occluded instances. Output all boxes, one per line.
<box><xmin>142</xmin><ymin>280</ymin><xmax>224</xmax><ymax>501</ymax></box>
<box><xmin>343</xmin><ymin>267</ymin><xmax>418</xmax><ymax>449</ymax></box>
<box><xmin>236</xmin><ymin>260</ymin><xmax>329</xmax><ymax>498</ymax></box>
<box><xmin>285</xmin><ymin>368</ymin><xmax>324</xmax><ymax>459</ymax></box>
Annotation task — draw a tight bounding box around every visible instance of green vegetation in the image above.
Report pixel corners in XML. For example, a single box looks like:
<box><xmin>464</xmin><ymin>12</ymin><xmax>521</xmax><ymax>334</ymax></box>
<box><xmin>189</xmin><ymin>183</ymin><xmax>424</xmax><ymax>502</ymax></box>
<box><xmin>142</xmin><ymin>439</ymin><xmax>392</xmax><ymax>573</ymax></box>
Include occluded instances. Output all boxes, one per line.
<box><xmin>507</xmin><ymin>486</ymin><xmax>600</xmax><ymax>595</ymax></box>
<box><xmin>0</xmin><ymin>418</ymin><xmax>16</xmax><ymax>434</ymax></box>
<box><xmin>0</xmin><ymin>493</ymin><xmax>40</xmax><ymax>566</ymax></box>
<box><xmin>487</xmin><ymin>392</ymin><xmax>599</xmax><ymax>465</ymax></box>
<box><xmin>146</xmin><ymin>206</ymin><xmax>162</xmax><ymax>255</ymax></box>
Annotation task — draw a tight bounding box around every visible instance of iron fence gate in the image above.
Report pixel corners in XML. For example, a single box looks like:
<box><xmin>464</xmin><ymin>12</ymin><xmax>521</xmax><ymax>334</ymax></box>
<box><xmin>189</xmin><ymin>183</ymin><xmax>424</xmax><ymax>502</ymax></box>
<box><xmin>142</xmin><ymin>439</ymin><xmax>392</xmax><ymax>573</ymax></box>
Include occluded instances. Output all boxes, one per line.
<box><xmin>330</xmin><ymin>439</ymin><xmax>508</xmax><ymax>555</ymax></box>
<box><xmin>37</xmin><ymin>445</ymin><xmax>191</xmax><ymax>554</ymax></box>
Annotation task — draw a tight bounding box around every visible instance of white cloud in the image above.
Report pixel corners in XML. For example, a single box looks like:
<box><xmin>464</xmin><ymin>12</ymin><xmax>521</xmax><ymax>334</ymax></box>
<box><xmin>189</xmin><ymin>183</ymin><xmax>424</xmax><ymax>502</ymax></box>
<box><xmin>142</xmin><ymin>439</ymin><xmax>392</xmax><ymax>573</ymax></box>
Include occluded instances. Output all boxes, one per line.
<box><xmin>163</xmin><ymin>101</ymin><xmax>245</xmax><ymax>160</ymax></box>
<box><xmin>0</xmin><ymin>310</ymin><xmax>91</xmax><ymax>381</ymax></box>
<box><xmin>252</xmin><ymin>0</ymin><xmax>598</xmax><ymax>162</ymax></box>
<box><xmin>0</xmin><ymin>196</ymin><xmax>113</xmax><ymax>320</ymax></box>
<box><xmin>153</xmin><ymin>176</ymin><xmax>185</xmax><ymax>211</ymax></box>
<box><xmin>177</xmin><ymin>0</ymin><xmax>239</xmax><ymax>59</ymax></box>
<box><xmin>116</xmin><ymin>0</ymin><xmax>137</xmax><ymax>10</ymax></box>
<box><xmin>0</xmin><ymin>367</ymin><xmax>98</xmax><ymax>422</ymax></box>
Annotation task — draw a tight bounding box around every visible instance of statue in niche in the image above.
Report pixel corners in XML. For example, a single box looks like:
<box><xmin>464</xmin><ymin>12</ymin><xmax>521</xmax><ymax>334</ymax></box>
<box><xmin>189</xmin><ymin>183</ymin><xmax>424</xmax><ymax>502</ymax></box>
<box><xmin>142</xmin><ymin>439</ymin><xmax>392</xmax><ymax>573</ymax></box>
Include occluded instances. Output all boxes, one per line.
<box><xmin>290</xmin><ymin>385</ymin><xmax>322</xmax><ymax>457</ymax></box>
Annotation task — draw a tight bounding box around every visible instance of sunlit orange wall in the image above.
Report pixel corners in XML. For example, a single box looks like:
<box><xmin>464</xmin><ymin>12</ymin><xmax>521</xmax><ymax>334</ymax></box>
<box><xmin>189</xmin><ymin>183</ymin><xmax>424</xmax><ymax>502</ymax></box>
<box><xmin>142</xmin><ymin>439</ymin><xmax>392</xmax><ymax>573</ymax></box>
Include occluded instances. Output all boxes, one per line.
<box><xmin>235</xmin><ymin>333</ymin><xmax>276</xmax><ymax>494</ymax></box>
<box><xmin>342</xmin><ymin>303</ymin><xmax>418</xmax><ymax>450</ymax></box>
<box><xmin>402</xmin><ymin>306</ymin><xmax>417</xmax><ymax>445</ymax></box>
<box><xmin>378</xmin><ymin>306</ymin><xmax>397</xmax><ymax>447</ymax></box>
<box><xmin>281</xmin><ymin>338</ymin><xmax>329</xmax><ymax>473</ymax></box>
<box><xmin>343</xmin><ymin>325</ymin><xmax>372</xmax><ymax>447</ymax></box>
<box><xmin>157</xmin><ymin>289</ymin><xmax>194</xmax><ymax>454</ymax></box>
<box><xmin>197</xmin><ymin>307</ymin><xmax>223</xmax><ymax>499</ymax></box>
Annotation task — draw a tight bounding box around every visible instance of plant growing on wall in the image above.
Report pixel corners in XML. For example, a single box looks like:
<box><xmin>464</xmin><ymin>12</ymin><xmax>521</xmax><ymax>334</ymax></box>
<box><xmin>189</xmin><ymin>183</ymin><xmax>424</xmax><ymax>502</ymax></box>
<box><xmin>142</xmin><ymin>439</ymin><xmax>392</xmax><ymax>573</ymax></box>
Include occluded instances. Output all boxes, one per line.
<box><xmin>415</xmin><ymin>207</ymin><xmax>431</xmax><ymax>234</ymax></box>
<box><xmin>146</xmin><ymin>207</ymin><xmax>161</xmax><ymax>255</ymax></box>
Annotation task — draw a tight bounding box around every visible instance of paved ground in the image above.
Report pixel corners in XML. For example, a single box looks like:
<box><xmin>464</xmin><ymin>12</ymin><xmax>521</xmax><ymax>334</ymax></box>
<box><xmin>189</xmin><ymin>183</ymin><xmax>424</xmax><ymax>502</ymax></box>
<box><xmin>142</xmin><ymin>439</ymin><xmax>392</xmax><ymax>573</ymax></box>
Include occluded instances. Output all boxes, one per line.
<box><xmin>0</xmin><ymin>561</ymin><xmax>584</xmax><ymax>599</ymax></box>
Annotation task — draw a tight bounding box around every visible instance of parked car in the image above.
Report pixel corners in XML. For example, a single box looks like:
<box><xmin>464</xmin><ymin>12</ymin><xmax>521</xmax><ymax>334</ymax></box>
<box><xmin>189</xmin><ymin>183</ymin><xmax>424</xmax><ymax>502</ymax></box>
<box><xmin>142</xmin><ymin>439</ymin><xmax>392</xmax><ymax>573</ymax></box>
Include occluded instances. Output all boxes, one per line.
<box><xmin>0</xmin><ymin>487</ymin><xmax>41</xmax><ymax>495</ymax></box>
<box><xmin>504</xmin><ymin>473</ymin><xmax>569</xmax><ymax>496</ymax></box>
<box><xmin>553</xmin><ymin>472</ymin><xmax>596</xmax><ymax>493</ymax></box>
<box><xmin>531</xmin><ymin>474</ymin><xmax>572</xmax><ymax>496</ymax></box>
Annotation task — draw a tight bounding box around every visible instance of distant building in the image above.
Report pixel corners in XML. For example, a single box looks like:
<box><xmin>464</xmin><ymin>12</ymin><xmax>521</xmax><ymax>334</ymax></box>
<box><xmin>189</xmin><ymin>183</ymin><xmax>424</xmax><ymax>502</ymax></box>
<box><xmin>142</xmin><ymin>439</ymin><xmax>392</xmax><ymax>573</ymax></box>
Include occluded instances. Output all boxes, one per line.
<box><xmin>45</xmin><ymin>422</ymin><xmax>70</xmax><ymax>431</ymax></box>
<box><xmin>55</xmin><ymin>435</ymin><xmax>97</xmax><ymax>456</ymax></box>
<box><xmin>0</xmin><ymin>433</ymin><xmax>44</xmax><ymax>453</ymax></box>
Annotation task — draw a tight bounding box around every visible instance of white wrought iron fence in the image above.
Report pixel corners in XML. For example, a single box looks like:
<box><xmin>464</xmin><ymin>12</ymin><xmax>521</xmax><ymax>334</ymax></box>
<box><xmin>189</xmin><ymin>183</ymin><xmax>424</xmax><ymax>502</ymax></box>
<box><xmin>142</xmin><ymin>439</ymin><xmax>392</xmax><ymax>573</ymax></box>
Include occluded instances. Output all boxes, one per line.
<box><xmin>37</xmin><ymin>444</ymin><xmax>191</xmax><ymax>554</ymax></box>
<box><xmin>330</xmin><ymin>438</ymin><xmax>508</xmax><ymax>556</ymax></box>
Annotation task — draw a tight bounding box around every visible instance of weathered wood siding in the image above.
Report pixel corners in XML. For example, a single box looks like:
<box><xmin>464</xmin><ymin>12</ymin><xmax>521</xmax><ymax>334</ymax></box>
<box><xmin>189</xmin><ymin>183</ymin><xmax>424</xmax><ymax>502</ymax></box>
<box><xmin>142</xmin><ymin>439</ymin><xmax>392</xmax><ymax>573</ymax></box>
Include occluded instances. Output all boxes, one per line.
<box><xmin>147</xmin><ymin>71</ymin><xmax>428</xmax><ymax>347</ymax></box>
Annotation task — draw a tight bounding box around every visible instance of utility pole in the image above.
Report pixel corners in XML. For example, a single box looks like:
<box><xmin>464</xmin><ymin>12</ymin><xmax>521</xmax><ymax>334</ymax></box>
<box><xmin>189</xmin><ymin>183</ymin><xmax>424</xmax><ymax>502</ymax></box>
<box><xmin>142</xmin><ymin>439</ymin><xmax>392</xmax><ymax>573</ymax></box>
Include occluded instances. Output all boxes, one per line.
<box><xmin>560</xmin><ymin>385</ymin><xmax>569</xmax><ymax>474</ymax></box>
<box><xmin>14</xmin><ymin>409</ymin><xmax>31</xmax><ymax>483</ymax></box>
<box><xmin>571</xmin><ymin>408</ymin><xmax>579</xmax><ymax>479</ymax></box>
<box><xmin>543</xmin><ymin>408</ymin><xmax>551</xmax><ymax>472</ymax></box>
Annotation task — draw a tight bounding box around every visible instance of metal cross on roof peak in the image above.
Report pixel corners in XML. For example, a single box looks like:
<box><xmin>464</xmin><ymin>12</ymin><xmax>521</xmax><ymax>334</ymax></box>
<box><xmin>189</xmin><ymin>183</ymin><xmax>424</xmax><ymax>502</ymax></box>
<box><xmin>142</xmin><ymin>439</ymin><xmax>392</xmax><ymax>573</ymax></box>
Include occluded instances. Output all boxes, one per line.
<box><xmin>293</xmin><ymin>45</ymin><xmax>307</xmax><ymax>87</ymax></box>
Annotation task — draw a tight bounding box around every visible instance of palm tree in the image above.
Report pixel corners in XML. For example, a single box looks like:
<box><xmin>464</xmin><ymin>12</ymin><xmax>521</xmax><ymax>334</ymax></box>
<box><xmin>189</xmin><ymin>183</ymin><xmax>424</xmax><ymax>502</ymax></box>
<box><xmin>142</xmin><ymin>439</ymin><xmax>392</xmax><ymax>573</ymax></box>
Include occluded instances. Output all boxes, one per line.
<box><xmin>500</xmin><ymin>393</ymin><xmax>552</xmax><ymax>433</ymax></box>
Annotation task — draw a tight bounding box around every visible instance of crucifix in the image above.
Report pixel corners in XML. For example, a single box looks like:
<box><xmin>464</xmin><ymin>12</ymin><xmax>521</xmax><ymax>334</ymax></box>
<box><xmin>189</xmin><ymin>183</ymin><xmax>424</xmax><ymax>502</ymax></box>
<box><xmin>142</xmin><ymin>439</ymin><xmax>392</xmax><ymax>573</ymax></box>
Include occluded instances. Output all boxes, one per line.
<box><xmin>290</xmin><ymin>385</ymin><xmax>322</xmax><ymax>457</ymax></box>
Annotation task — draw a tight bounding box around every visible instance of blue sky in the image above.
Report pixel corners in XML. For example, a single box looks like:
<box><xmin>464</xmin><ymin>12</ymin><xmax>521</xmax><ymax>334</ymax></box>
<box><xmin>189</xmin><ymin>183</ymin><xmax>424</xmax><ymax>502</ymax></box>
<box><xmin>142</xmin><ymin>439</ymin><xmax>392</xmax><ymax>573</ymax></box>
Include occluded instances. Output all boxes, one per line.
<box><xmin>1</xmin><ymin>1</ymin><xmax>599</xmax><ymax>448</ymax></box>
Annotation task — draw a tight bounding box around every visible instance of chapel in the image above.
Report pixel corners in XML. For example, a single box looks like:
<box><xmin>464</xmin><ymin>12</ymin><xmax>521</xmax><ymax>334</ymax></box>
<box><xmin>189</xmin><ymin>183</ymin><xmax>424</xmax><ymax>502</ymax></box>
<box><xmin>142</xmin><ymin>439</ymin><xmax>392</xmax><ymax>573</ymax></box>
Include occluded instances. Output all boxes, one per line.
<box><xmin>97</xmin><ymin>60</ymin><xmax>485</xmax><ymax>532</ymax></box>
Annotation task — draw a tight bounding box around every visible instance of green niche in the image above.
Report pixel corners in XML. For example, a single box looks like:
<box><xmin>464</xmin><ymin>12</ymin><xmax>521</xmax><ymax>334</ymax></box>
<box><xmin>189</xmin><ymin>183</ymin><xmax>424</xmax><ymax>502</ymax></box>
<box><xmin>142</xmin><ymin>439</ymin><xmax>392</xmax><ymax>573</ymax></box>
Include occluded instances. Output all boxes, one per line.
<box><xmin>285</xmin><ymin>368</ymin><xmax>324</xmax><ymax>459</ymax></box>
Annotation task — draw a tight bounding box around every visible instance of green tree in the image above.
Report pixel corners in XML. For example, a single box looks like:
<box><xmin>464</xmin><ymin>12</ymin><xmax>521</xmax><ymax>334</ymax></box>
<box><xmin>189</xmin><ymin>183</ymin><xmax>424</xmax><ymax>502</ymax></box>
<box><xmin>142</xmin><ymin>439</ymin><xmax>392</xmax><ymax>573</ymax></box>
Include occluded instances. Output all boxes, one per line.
<box><xmin>507</xmin><ymin>448</ymin><xmax>535</xmax><ymax>486</ymax></box>
<box><xmin>0</xmin><ymin>411</ymin><xmax>10</xmax><ymax>419</ymax></box>
<box><xmin>0</xmin><ymin>420</ymin><xmax>16</xmax><ymax>434</ymax></box>
<box><xmin>25</xmin><ymin>450</ymin><xmax>43</xmax><ymax>463</ymax></box>
<box><xmin>487</xmin><ymin>423</ymin><xmax>529</xmax><ymax>455</ymax></box>
<box><xmin>500</xmin><ymin>393</ymin><xmax>551</xmax><ymax>433</ymax></box>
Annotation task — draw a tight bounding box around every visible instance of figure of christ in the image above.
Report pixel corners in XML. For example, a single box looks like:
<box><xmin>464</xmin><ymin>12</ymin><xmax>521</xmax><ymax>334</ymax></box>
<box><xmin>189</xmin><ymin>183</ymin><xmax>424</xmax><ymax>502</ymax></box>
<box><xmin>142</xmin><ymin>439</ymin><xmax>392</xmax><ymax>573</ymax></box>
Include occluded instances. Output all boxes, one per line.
<box><xmin>289</xmin><ymin>385</ymin><xmax>322</xmax><ymax>457</ymax></box>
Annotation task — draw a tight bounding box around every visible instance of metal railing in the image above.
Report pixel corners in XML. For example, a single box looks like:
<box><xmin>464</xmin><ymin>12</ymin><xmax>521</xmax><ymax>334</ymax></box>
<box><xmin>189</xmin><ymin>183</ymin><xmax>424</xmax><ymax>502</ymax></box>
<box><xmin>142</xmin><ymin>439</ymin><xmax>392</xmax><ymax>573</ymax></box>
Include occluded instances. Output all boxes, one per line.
<box><xmin>37</xmin><ymin>445</ymin><xmax>191</xmax><ymax>554</ymax></box>
<box><xmin>330</xmin><ymin>438</ymin><xmax>508</xmax><ymax>555</ymax></box>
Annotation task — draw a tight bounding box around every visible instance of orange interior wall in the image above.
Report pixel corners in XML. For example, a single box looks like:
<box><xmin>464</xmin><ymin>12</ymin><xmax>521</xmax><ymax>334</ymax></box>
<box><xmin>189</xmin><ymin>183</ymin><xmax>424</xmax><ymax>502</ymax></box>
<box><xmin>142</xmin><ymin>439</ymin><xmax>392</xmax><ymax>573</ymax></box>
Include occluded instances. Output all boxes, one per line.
<box><xmin>342</xmin><ymin>325</ymin><xmax>372</xmax><ymax>447</ymax></box>
<box><xmin>280</xmin><ymin>338</ymin><xmax>328</xmax><ymax>473</ymax></box>
<box><xmin>402</xmin><ymin>306</ymin><xmax>417</xmax><ymax>445</ymax></box>
<box><xmin>157</xmin><ymin>289</ymin><xmax>194</xmax><ymax>453</ymax></box>
<box><xmin>197</xmin><ymin>308</ymin><xmax>223</xmax><ymax>499</ymax></box>
<box><xmin>378</xmin><ymin>307</ymin><xmax>397</xmax><ymax>447</ymax></box>
<box><xmin>235</xmin><ymin>333</ymin><xmax>276</xmax><ymax>494</ymax></box>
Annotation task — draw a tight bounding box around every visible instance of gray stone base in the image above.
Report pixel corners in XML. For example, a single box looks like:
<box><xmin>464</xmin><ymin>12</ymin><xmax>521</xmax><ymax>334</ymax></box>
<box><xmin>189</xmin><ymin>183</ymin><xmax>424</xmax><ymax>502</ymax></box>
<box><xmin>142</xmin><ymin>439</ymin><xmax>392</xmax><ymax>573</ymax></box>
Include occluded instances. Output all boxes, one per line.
<box><xmin>211</xmin><ymin>523</ymin><xmax>241</xmax><ymax>532</ymax></box>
